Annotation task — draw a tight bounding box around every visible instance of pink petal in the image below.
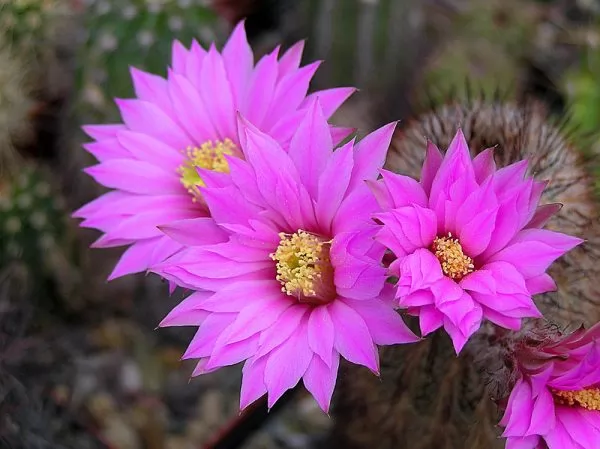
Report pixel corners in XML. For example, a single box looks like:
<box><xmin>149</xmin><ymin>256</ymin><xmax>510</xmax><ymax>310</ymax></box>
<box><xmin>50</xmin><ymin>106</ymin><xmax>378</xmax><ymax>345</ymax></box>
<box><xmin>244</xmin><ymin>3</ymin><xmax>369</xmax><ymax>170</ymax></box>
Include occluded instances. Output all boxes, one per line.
<box><xmin>265</xmin><ymin>61</ymin><xmax>321</xmax><ymax>130</ymax></box>
<box><xmin>420</xmin><ymin>141</ymin><xmax>443</xmax><ymax>195</ymax></box>
<box><xmin>502</xmin><ymin>379</ymin><xmax>534</xmax><ymax>437</ymax></box>
<box><xmin>195</xmin><ymin>280</ymin><xmax>279</xmax><ymax>313</ymax></box>
<box><xmin>205</xmin><ymin>334</ymin><xmax>260</xmax><ymax>369</ymax></box>
<box><xmin>107</xmin><ymin>238</ymin><xmax>163</xmax><ymax>279</ymax></box>
<box><xmin>380</xmin><ymin>170</ymin><xmax>428</xmax><ymax>208</ymax></box>
<box><xmin>525</xmin><ymin>273</ymin><xmax>557</xmax><ymax>295</ymax></box>
<box><xmin>181</xmin><ymin>312</ymin><xmax>238</xmax><ymax>359</ymax></box>
<box><xmin>342</xmin><ymin>298</ymin><xmax>418</xmax><ymax>344</ymax></box>
<box><xmin>84</xmin><ymin>160</ymin><xmax>182</xmax><ymax>194</ymax></box>
<box><xmin>397</xmin><ymin>249</ymin><xmax>444</xmax><ymax>296</ymax></box>
<box><xmin>218</xmin><ymin>293</ymin><xmax>292</xmax><ymax>345</ymax></box>
<box><xmin>116</xmin><ymin>130</ymin><xmax>183</xmax><ymax>168</ymax></box>
<box><xmin>418</xmin><ymin>305</ymin><xmax>444</xmax><ymax>335</ymax></box>
<box><xmin>256</xmin><ymin>305</ymin><xmax>310</xmax><ymax>358</ymax></box>
<box><xmin>264</xmin><ymin>317</ymin><xmax>313</xmax><ymax>408</ymax></box>
<box><xmin>243</xmin><ymin>49</ymin><xmax>279</xmax><ymax>127</ymax></box>
<box><xmin>159</xmin><ymin>291</ymin><xmax>212</xmax><ymax>327</ymax></box>
<box><xmin>278</xmin><ymin>40</ymin><xmax>305</xmax><ymax>78</ymax></box>
<box><xmin>308</xmin><ymin>306</ymin><xmax>335</xmax><ymax>367</ymax></box>
<box><xmin>239</xmin><ymin>119</ymin><xmax>316</xmax><ymax>230</ymax></box>
<box><xmin>328</xmin><ymin>300</ymin><xmax>379</xmax><ymax>373</ymax></box>
<box><xmin>83</xmin><ymin>139</ymin><xmax>131</xmax><ymax>162</ymax></box>
<box><xmin>302</xmin><ymin>87</ymin><xmax>356</xmax><ymax>119</ymax></box>
<box><xmin>374</xmin><ymin>205</ymin><xmax>437</xmax><ymax>258</ymax></box>
<box><xmin>458</xmin><ymin>205</ymin><xmax>499</xmax><ymax>257</ymax></box>
<box><xmin>115</xmin><ymin>99</ymin><xmax>190</xmax><ymax>149</ymax></box>
<box><xmin>315</xmin><ymin>140</ymin><xmax>354</xmax><ymax>232</ymax></box>
<box><xmin>525</xmin><ymin>203</ymin><xmax>562</xmax><ymax>229</ymax></box>
<box><xmin>184</xmin><ymin>40</ymin><xmax>207</xmax><ymax>90</ymax></box>
<box><xmin>330</xmin><ymin>126</ymin><xmax>355</xmax><ymax>146</ymax></box>
<box><xmin>82</xmin><ymin>124</ymin><xmax>126</xmax><ymax>140</ymax></box>
<box><xmin>331</xmin><ymin>230</ymin><xmax>387</xmax><ymax>301</ymax></box>
<box><xmin>489</xmin><ymin>229</ymin><xmax>583</xmax><ymax>279</ymax></box>
<box><xmin>159</xmin><ymin>217</ymin><xmax>228</xmax><ymax>246</ymax></box>
<box><xmin>130</xmin><ymin>67</ymin><xmax>173</xmax><ymax>117</ymax></box>
<box><xmin>333</xmin><ymin>184</ymin><xmax>380</xmax><ymax>234</ymax></box>
<box><xmin>349</xmin><ymin>122</ymin><xmax>397</xmax><ymax>191</ymax></box>
<box><xmin>471</xmin><ymin>147</ymin><xmax>496</xmax><ymax>183</ymax></box>
<box><xmin>429</xmin><ymin>129</ymin><xmax>478</xmax><ymax>210</ymax></box>
<box><xmin>222</xmin><ymin>21</ymin><xmax>253</xmax><ymax>108</ymax></box>
<box><xmin>199</xmin><ymin>46</ymin><xmax>236</xmax><ymax>140</ymax></box>
<box><xmin>288</xmin><ymin>100</ymin><xmax>333</xmax><ymax>198</ymax></box>
<box><xmin>527</xmin><ymin>387</ymin><xmax>555</xmax><ymax>436</ymax></box>
<box><xmin>302</xmin><ymin>352</ymin><xmax>340</xmax><ymax>413</ymax></box>
<box><xmin>171</xmin><ymin>40</ymin><xmax>189</xmax><ymax>74</ymax></box>
<box><xmin>73</xmin><ymin>190</ymin><xmax>126</xmax><ymax>218</ymax></box>
<box><xmin>202</xmin><ymin>185</ymin><xmax>264</xmax><ymax>226</ymax></box>
<box><xmin>168</xmin><ymin>71</ymin><xmax>218</xmax><ymax>145</ymax></box>
<box><xmin>240</xmin><ymin>356</ymin><xmax>268</xmax><ymax>410</ymax></box>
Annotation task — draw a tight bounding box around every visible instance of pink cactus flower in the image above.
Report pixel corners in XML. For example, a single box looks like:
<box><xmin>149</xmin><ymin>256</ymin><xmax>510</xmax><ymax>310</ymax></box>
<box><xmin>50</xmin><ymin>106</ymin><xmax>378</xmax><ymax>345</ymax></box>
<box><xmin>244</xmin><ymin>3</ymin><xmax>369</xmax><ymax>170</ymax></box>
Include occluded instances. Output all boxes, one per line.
<box><xmin>73</xmin><ymin>22</ymin><xmax>354</xmax><ymax>280</ymax></box>
<box><xmin>153</xmin><ymin>104</ymin><xmax>417</xmax><ymax>412</ymax></box>
<box><xmin>371</xmin><ymin>129</ymin><xmax>583</xmax><ymax>353</ymax></box>
<box><xmin>499</xmin><ymin>323</ymin><xmax>600</xmax><ymax>448</ymax></box>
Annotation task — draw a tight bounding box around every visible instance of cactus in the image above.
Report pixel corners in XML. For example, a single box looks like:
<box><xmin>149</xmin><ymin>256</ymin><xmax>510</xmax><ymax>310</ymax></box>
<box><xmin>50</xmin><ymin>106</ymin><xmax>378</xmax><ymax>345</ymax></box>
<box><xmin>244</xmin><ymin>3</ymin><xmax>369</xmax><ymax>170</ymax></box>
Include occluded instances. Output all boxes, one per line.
<box><xmin>77</xmin><ymin>0</ymin><xmax>220</xmax><ymax>122</ymax></box>
<box><xmin>0</xmin><ymin>162</ymin><xmax>83</xmax><ymax>314</ymax></box>
<box><xmin>329</xmin><ymin>98</ymin><xmax>600</xmax><ymax>449</ymax></box>
<box><xmin>0</xmin><ymin>38</ymin><xmax>34</xmax><ymax>176</ymax></box>
<box><xmin>0</xmin><ymin>0</ymin><xmax>77</xmax><ymax>94</ymax></box>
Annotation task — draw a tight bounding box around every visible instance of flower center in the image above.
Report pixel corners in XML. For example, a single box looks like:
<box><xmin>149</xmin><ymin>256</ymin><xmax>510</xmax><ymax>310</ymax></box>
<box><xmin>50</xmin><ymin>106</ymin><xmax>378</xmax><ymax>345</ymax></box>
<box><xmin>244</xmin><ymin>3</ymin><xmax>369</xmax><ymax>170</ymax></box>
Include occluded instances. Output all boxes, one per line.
<box><xmin>432</xmin><ymin>233</ymin><xmax>475</xmax><ymax>281</ymax></box>
<box><xmin>553</xmin><ymin>388</ymin><xmax>600</xmax><ymax>411</ymax></box>
<box><xmin>177</xmin><ymin>139</ymin><xmax>236</xmax><ymax>201</ymax></box>
<box><xmin>270</xmin><ymin>230</ymin><xmax>336</xmax><ymax>305</ymax></box>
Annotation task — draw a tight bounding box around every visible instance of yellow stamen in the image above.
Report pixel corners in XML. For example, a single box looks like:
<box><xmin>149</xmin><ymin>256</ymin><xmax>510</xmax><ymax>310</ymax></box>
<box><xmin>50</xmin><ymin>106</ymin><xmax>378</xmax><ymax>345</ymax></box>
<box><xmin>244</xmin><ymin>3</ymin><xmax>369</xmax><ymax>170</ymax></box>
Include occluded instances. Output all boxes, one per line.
<box><xmin>432</xmin><ymin>233</ymin><xmax>475</xmax><ymax>281</ymax></box>
<box><xmin>177</xmin><ymin>139</ymin><xmax>236</xmax><ymax>200</ymax></box>
<box><xmin>553</xmin><ymin>388</ymin><xmax>600</xmax><ymax>411</ymax></box>
<box><xmin>270</xmin><ymin>230</ymin><xmax>335</xmax><ymax>305</ymax></box>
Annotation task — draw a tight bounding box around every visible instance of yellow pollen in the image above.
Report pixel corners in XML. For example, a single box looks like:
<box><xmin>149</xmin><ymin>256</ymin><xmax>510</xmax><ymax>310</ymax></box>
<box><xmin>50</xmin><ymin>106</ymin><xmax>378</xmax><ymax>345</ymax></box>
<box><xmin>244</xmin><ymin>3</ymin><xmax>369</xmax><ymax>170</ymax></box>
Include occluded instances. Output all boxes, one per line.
<box><xmin>177</xmin><ymin>139</ymin><xmax>236</xmax><ymax>200</ymax></box>
<box><xmin>553</xmin><ymin>388</ymin><xmax>600</xmax><ymax>411</ymax></box>
<box><xmin>270</xmin><ymin>230</ymin><xmax>335</xmax><ymax>304</ymax></box>
<box><xmin>432</xmin><ymin>233</ymin><xmax>475</xmax><ymax>281</ymax></box>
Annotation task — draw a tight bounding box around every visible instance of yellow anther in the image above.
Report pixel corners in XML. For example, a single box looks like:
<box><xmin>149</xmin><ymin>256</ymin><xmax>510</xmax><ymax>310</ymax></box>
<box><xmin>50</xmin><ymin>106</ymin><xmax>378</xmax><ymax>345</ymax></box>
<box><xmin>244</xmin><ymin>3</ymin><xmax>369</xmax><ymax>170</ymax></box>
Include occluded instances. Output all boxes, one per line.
<box><xmin>177</xmin><ymin>139</ymin><xmax>236</xmax><ymax>200</ymax></box>
<box><xmin>270</xmin><ymin>230</ymin><xmax>335</xmax><ymax>305</ymax></box>
<box><xmin>553</xmin><ymin>388</ymin><xmax>600</xmax><ymax>411</ymax></box>
<box><xmin>432</xmin><ymin>233</ymin><xmax>475</xmax><ymax>281</ymax></box>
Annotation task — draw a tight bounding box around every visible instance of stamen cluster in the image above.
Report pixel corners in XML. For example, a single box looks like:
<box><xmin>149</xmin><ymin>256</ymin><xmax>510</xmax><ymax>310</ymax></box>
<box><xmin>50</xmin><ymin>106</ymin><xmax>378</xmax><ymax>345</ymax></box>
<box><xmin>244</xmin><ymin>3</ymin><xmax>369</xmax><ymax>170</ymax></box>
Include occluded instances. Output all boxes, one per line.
<box><xmin>178</xmin><ymin>139</ymin><xmax>236</xmax><ymax>199</ymax></box>
<box><xmin>431</xmin><ymin>233</ymin><xmax>475</xmax><ymax>280</ymax></box>
<box><xmin>270</xmin><ymin>230</ymin><xmax>334</xmax><ymax>304</ymax></box>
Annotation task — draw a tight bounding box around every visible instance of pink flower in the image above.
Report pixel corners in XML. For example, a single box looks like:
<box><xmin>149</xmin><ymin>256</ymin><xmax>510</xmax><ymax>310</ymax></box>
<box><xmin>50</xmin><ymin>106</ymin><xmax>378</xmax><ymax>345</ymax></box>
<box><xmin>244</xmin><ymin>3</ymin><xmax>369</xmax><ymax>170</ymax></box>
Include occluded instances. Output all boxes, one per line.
<box><xmin>73</xmin><ymin>22</ymin><xmax>354</xmax><ymax>280</ymax></box>
<box><xmin>153</xmin><ymin>104</ymin><xmax>418</xmax><ymax>412</ymax></box>
<box><xmin>371</xmin><ymin>129</ymin><xmax>583</xmax><ymax>353</ymax></box>
<box><xmin>500</xmin><ymin>323</ymin><xmax>600</xmax><ymax>448</ymax></box>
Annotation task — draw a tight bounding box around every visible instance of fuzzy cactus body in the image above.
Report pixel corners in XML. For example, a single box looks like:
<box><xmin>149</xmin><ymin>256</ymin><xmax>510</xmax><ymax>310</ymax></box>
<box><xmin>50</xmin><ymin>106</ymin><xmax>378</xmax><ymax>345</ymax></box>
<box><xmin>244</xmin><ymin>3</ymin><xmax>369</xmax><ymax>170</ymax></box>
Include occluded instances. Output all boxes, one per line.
<box><xmin>329</xmin><ymin>99</ymin><xmax>600</xmax><ymax>449</ymax></box>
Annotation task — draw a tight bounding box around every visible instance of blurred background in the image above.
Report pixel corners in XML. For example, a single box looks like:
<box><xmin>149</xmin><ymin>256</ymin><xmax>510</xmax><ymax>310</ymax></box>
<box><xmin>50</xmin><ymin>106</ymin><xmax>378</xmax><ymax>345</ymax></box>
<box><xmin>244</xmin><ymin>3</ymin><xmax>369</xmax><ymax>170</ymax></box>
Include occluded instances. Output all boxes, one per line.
<box><xmin>0</xmin><ymin>1</ymin><xmax>599</xmax><ymax>448</ymax></box>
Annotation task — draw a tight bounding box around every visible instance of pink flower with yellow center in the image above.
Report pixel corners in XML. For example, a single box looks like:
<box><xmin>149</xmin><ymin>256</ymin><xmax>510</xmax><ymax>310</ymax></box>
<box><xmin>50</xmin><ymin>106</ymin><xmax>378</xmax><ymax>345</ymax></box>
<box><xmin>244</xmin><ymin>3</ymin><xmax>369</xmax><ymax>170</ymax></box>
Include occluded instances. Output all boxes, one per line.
<box><xmin>153</xmin><ymin>104</ymin><xmax>418</xmax><ymax>412</ymax></box>
<box><xmin>371</xmin><ymin>129</ymin><xmax>583</xmax><ymax>353</ymax></box>
<box><xmin>73</xmin><ymin>22</ymin><xmax>354</xmax><ymax>280</ymax></box>
<box><xmin>500</xmin><ymin>323</ymin><xmax>600</xmax><ymax>448</ymax></box>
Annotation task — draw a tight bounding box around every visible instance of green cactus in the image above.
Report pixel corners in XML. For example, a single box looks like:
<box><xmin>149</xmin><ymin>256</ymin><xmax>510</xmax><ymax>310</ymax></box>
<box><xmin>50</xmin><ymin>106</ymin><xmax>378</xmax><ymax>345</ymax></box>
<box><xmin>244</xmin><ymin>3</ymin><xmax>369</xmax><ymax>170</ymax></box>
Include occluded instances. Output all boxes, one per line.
<box><xmin>0</xmin><ymin>164</ymin><xmax>66</xmax><ymax>270</ymax></box>
<box><xmin>0</xmin><ymin>0</ymin><xmax>76</xmax><ymax>87</ymax></box>
<box><xmin>0</xmin><ymin>38</ymin><xmax>34</xmax><ymax>176</ymax></box>
<box><xmin>0</xmin><ymin>163</ymin><xmax>84</xmax><ymax>315</ymax></box>
<box><xmin>77</xmin><ymin>0</ymin><xmax>220</xmax><ymax>122</ymax></box>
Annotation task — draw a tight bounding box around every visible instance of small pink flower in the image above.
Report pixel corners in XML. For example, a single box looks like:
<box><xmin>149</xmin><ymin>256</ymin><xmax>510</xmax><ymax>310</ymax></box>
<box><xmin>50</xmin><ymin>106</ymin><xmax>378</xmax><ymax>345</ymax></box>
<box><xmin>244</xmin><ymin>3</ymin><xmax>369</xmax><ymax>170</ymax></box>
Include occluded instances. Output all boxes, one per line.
<box><xmin>153</xmin><ymin>104</ymin><xmax>417</xmax><ymax>412</ymax></box>
<box><xmin>499</xmin><ymin>323</ymin><xmax>600</xmax><ymax>448</ymax></box>
<box><xmin>372</xmin><ymin>129</ymin><xmax>583</xmax><ymax>353</ymax></box>
<box><xmin>73</xmin><ymin>22</ymin><xmax>354</xmax><ymax>280</ymax></box>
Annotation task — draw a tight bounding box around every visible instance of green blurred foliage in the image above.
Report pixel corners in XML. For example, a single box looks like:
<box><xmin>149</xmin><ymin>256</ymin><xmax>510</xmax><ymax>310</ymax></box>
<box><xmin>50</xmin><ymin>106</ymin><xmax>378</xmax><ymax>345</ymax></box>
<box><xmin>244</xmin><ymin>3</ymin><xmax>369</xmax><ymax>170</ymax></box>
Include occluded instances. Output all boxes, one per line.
<box><xmin>77</xmin><ymin>0</ymin><xmax>220</xmax><ymax>122</ymax></box>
